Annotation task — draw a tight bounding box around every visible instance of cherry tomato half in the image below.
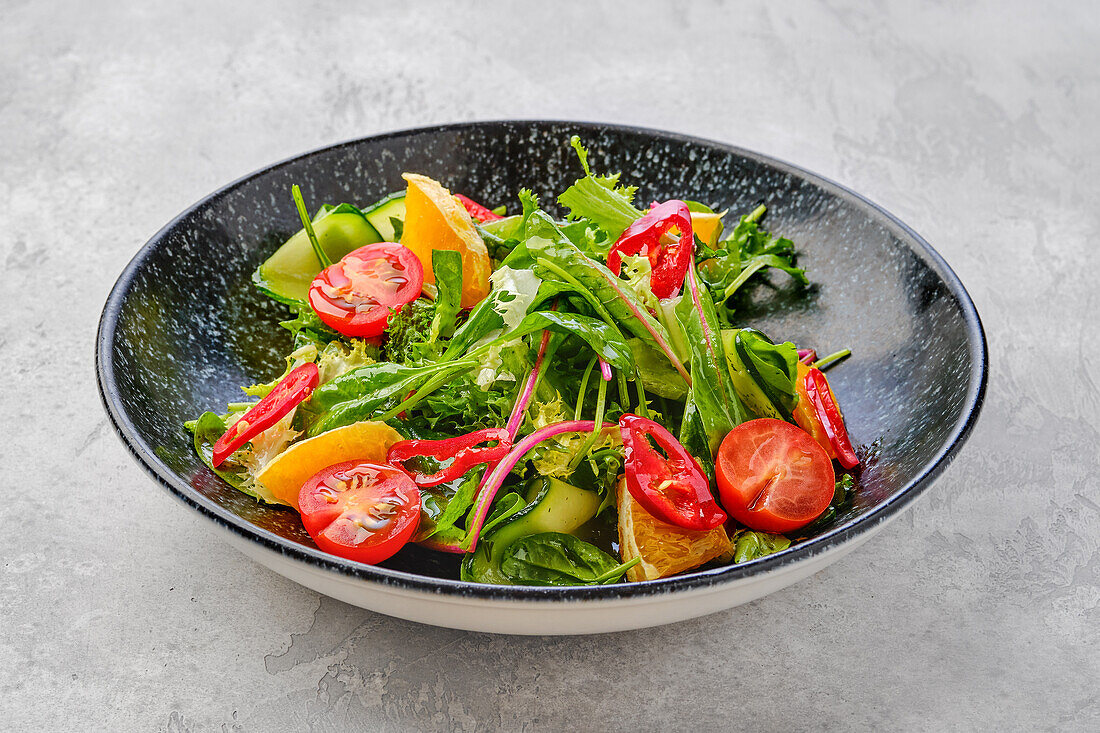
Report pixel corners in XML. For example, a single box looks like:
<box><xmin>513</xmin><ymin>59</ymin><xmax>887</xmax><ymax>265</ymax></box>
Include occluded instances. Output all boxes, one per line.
<box><xmin>716</xmin><ymin>418</ymin><xmax>835</xmax><ymax>533</ymax></box>
<box><xmin>211</xmin><ymin>363</ymin><xmax>319</xmax><ymax>467</ymax></box>
<box><xmin>299</xmin><ymin>460</ymin><xmax>421</xmax><ymax>565</ymax></box>
<box><xmin>308</xmin><ymin>243</ymin><xmax>423</xmax><ymax>338</ymax></box>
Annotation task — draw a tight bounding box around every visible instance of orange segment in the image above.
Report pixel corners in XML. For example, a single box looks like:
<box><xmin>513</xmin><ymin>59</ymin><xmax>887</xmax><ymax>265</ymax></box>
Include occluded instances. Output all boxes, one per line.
<box><xmin>617</xmin><ymin>478</ymin><xmax>730</xmax><ymax>582</ymax></box>
<box><xmin>255</xmin><ymin>421</ymin><xmax>403</xmax><ymax>510</ymax></box>
<box><xmin>400</xmin><ymin>173</ymin><xmax>491</xmax><ymax>308</ymax></box>
<box><xmin>690</xmin><ymin>210</ymin><xmax>725</xmax><ymax>249</ymax></box>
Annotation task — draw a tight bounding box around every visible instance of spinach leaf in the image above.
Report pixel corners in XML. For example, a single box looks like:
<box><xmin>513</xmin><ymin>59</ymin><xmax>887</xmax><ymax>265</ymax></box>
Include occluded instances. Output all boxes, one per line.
<box><xmin>683</xmin><ymin>200</ymin><xmax>717</xmax><ymax>214</ymax></box>
<box><xmin>733</xmin><ymin>328</ymin><xmax>799</xmax><ymax>420</ymax></box>
<box><xmin>428</xmin><ymin>249</ymin><xmax>463</xmax><ymax>342</ymax></box>
<box><xmin>482</xmin><ymin>492</ymin><xmax>527</xmax><ymax>536</ymax></box>
<box><xmin>732</xmin><ymin>531</ymin><xmax>791</xmax><ymax>563</ymax></box>
<box><xmin>629</xmin><ymin>337</ymin><xmax>688</xmax><ymax>400</ymax></box>
<box><xmin>500</xmin><ymin>532</ymin><xmax>639</xmax><ymax>586</ymax></box>
<box><xmin>678</xmin><ymin>394</ymin><xmax>716</xmax><ymax>485</ymax></box>
<box><xmin>674</xmin><ymin>265</ymin><xmax>747</xmax><ymax>458</ymax></box>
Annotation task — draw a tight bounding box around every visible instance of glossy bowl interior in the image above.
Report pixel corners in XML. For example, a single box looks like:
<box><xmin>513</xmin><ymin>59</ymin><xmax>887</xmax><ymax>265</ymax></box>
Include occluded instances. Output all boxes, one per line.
<box><xmin>97</xmin><ymin>121</ymin><xmax>986</xmax><ymax>610</ymax></box>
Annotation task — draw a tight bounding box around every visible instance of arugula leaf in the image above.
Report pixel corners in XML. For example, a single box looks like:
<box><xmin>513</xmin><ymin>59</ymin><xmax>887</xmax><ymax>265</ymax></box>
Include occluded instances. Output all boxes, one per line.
<box><xmin>500</xmin><ymin>532</ymin><xmax>639</xmax><ymax>586</ymax></box>
<box><xmin>732</xmin><ymin>530</ymin><xmax>791</xmax><ymax>563</ymax></box>
<box><xmin>674</xmin><ymin>265</ymin><xmax>746</xmax><ymax>458</ymax></box>
<box><xmin>523</xmin><ymin>210</ymin><xmax>688</xmax><ymax>380</ymax></box>
<box><xmin>695</xmin><ymin>205</ymin><xmax>808</xmax><ymax>316</ymax></box>
<box><xmin>428</xmin><ymin>249</ymin><xmax>463</xmax><ymax>342</ymax></box>
<box><xmin>557</xmin><ymin>137</ymin><xmax>643</xmax><ymax>241</ymax></box>
<box><xmin>498</xmin><ymin>310</ymin><xmax>636</xmax><ymax>373</ymax></box>
<box><xmin>303</xmin><ymin>359</ymin><xmax>475</xmax><ymax>436</ymax></box>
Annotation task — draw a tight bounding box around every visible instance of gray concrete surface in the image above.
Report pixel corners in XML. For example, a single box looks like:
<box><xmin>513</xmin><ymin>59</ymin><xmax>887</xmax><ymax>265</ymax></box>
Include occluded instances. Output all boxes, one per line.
<box><xmin>2</xmin><ymin>0</ymin><xmax>1098</xmax><ymax>730</ymax></box>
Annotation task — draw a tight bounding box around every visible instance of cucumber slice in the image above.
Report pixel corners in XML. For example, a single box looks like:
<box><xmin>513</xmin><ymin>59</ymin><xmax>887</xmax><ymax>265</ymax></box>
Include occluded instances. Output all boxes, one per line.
<box><xmin>363</xmin><ymin>192</ymin><xmax>406</xmax><ymax>242</ymax></box>
<box><xmin>254</xmin><ymin>206</ymin><xmax>382</xmax><ymax>305</ymax></box>
<box><xmin>461</xmin><ymin>477</ymin><xmax>602</xmax><ymax>585</ymax></box>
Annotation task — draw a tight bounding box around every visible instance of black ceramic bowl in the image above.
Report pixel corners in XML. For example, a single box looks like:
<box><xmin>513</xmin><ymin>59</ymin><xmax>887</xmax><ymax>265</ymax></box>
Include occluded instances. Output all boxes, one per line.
<box><xmin>96</xmin><ymin>121</ymin><xmax>986</xmax><ymax>634</ymax></box>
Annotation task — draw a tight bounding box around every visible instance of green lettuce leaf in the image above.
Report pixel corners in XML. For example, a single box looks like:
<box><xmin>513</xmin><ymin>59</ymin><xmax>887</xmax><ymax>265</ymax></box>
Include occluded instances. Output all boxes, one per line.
<box><xmin>556</xmin><ymin>137</ymin><xmax>643</xmax><ymax>241</ymax></box>
<box><xmin>428</xmin><ymin>249</ymin><xmax>463</xmax><ymax>341</ymax></box>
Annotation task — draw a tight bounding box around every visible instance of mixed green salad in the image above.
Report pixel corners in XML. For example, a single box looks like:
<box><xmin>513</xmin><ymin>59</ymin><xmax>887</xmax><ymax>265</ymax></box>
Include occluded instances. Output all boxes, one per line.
<box><xmin>187</xmin><ymin>137</ymin><xmax>859</xmax><ymax>586</ymax></box>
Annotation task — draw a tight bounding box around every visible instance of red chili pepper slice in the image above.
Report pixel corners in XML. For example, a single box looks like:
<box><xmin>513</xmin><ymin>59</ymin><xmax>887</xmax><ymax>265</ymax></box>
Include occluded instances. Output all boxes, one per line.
<box><xmin>386</xmin><ymin>428</ymin><xmax>512</xmax><ymax>487</ymax></box>
<box><xmin>803</xmin><ymin>367</ymin><xmax>859</xmax><ymax>469</ymax></box>
<box><xmin>619</xmin><ymin>414</ymin><xmax>727</xmax><ymax>531</ymax></box>
<box><xmin>211</xmin><ymin>363</ymin><xmax>319</xmax><ymax>467</ymax></box>
<box><xmin>454</xmin><ymin>194</ymin><xmax>503</xmax><ymax>223</ymax></box>
<box><xmin>607</xmin><ymin>200</ymin><xmax>695</xmax><ymax>299</ymax></box>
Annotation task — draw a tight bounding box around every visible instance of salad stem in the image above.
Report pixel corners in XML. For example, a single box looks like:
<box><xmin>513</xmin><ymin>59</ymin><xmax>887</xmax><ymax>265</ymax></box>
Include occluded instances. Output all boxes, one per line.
<box><xmin>592</xmin><ymin>557</ymin><xmax>642</xmax><ymax>584</ymax></box>
<box><xmin>505</xmin><ymin>327</ymin><xmax>553</xmax><ymax>439</ymax></box>
<box><xmin>635</xmin><ymin>373</ymin><xmax>650</xmax><ymax>419</ymax></box>
<box><xmin>746</xmin><ymin>204</ymin><xmax>767</xmax><ymax>224</ymax></box>
<box><xmin>291</xmin><ymin>184</ymin><xmax>333</xmax><ymax>269</ymax></box>
<box><xmin>616</xmin><ymin>370</ymin><xmax>630</xmax><ymax>414</ymax></box>
<box><xmin>464</xmin><ymin>420</ymin><xmax>616</xmax><ymax>552</ymax></box>
<box><xmin>812</xmin><ymin>349</ymin><xmax>852</xmax><ymax>371</ymax></box>
<box><xmin>569</xmin><ymin>370</ymin><xmax>610</xmax><ymax>471</ymax></box>
<box><xmin>573</xmin><ymin>356</ymin><xmax>598</xmax><ymax>420</ymax></box>
<box><xmin>722</xmin><ymin>257</ymin><xmax>769</xmax><ymax>301</ymax></box>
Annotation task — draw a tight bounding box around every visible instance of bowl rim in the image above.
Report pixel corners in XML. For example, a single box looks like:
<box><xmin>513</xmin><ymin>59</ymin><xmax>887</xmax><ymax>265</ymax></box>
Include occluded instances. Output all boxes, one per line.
<box><xmin>96</xmin><ymin>119</ymin><xmax>988</xmax><ymax>602</ymax></box>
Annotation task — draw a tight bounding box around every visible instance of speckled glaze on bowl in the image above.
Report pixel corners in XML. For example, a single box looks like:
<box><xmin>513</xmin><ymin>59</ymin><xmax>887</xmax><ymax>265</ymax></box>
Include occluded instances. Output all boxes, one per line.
<box><xmin>96</xmin><ymin>121</ymin><xmax>986</xmax><ymax>634</ymax></box>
